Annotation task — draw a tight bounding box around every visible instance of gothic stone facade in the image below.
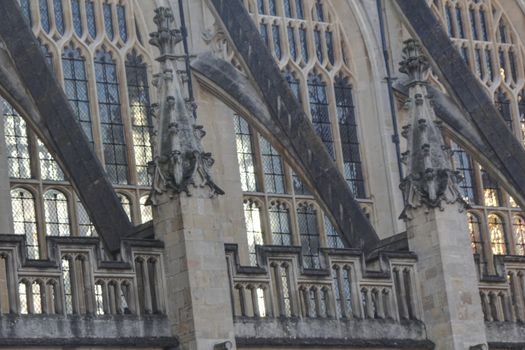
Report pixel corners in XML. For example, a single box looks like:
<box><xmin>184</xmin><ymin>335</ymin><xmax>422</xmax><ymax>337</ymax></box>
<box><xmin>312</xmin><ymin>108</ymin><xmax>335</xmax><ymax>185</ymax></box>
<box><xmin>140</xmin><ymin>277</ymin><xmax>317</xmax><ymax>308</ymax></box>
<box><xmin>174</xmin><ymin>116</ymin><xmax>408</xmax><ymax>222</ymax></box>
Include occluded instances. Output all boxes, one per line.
<box><xmin>0</xmin><ymin>0</ymin><xmax>524</xmax><ymax>349</ymax></box>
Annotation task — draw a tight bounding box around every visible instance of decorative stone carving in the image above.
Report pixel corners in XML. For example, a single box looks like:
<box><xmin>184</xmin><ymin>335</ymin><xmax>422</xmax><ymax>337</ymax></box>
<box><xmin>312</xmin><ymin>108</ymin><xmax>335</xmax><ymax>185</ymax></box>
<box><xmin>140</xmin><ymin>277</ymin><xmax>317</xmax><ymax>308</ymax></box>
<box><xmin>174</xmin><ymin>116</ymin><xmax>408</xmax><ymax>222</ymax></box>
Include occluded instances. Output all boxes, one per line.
<box><xmin>148</xmin><ymin>7</ymin><xmax>224</xmax><ymax>203</ymax></box>
<box><xmin>399</xmin><ymin>39</ymin><xmax>465</xmax><ymax>220</ymax></box>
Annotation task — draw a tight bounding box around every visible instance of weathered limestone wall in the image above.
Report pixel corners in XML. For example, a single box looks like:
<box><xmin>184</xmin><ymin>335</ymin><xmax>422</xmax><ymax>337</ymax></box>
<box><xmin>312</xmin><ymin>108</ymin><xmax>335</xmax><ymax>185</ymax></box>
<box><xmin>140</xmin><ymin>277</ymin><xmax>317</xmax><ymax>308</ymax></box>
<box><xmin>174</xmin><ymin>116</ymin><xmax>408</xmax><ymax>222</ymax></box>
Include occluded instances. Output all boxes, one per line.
<box><xmin>407</xmin><ymin>206</ymin><xmax>487</xmax><ymax>350</ymax></box>
<box><xmin>154</xmin><ymin>192</ymin><xmax>236</xmax><ymax>350</ymax></box>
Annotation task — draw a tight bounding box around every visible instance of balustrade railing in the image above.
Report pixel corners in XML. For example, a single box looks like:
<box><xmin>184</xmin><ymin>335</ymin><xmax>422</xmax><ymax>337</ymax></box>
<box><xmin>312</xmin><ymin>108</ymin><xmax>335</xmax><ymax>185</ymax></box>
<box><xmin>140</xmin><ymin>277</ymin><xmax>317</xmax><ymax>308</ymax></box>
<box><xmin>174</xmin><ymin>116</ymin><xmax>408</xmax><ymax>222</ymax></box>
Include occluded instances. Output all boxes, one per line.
<box><xmin>225</xmin><ymin>244</ymin><xmax>421</xmax><ymax>323</ymax></box>
<box><xmin>0</xmin><ymin>235</ymin><xmax>165</xmax><ymax>318</ymax></box>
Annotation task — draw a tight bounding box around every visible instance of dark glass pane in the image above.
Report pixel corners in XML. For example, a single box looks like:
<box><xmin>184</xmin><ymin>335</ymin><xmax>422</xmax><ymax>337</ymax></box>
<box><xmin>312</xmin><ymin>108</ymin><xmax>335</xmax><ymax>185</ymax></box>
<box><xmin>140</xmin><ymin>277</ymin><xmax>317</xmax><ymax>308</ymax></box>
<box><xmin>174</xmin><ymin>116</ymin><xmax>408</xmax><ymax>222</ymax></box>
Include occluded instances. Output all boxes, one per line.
<box><xmin>39</xmin><ymin>0</ymin><xmax>51</xmax><ymax>32</ymax></box>
<box><xmin>54</xmin><ymin>0</ymin><xmax>65</xmax><ymax>34</ymax></box>
<box><xmin>86</xmin><ymin>0</ymin><xmax>97</xmax><ymax>38</ymax></box>
<box><xmin>308</xmin><ymin>75</ymin><xmax>334</xmax><ymax>159</ymax></box>
<box><xmin>117</xmin><ymin>4</ymin><xmax>128</xmax><ymax>42</ymax></box>
<box><xmin>71</xmin><ymin>0</ymin><xmax>83</xmax><ymax>36</ymax></box>
<box><xmin>103</xmin><ymin>2</ymin><xmax>114</xmax><ymax>40</ymax></box>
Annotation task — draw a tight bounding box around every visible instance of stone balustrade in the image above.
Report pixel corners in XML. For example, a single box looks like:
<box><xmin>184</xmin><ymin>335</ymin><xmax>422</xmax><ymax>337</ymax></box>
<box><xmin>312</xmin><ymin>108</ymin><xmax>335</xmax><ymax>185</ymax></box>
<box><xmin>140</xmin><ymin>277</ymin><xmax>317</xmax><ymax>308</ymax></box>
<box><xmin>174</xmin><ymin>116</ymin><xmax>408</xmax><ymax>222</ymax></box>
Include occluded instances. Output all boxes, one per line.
<box><xmin>225</xmin><ymin>244</ymin><xmax>433</xmax><ymax>348</ymax></box>
<box><xmin>478</xmin><ymin>255</ymin><xmax>525</xmax><ymax>348</ymax></box>
<box><xmin>0</xmin><ymin>234</ymin><xmax>176</xmax><ymax>348</ymax></box>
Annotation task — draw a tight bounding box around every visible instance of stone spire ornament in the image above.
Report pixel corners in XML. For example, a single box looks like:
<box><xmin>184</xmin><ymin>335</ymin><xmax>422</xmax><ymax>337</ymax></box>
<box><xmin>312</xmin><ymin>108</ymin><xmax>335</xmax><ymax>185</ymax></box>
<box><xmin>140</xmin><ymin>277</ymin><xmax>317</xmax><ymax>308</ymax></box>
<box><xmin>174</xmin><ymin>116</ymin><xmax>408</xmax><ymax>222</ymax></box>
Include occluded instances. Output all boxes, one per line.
<box><xmin>399</xmin><ymin>39</ymin><xmax>465</xmax><ymax>220</ymax></box>
<box><xmin>148</xmin><ymin>7</ymin><xmax>224</xmax><ymax>203</ymax></box>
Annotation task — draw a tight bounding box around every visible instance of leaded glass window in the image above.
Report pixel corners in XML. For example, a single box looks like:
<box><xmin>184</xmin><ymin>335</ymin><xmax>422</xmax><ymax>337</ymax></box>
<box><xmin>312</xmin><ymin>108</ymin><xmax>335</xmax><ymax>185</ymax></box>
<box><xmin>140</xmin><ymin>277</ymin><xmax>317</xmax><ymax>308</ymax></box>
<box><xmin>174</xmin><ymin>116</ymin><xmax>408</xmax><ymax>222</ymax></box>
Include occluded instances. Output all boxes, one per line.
<box><xmin>118</xmin><ymin>193</ymin><xmax>131</xmax><ymax>220</ymax></box>
<box><xmin>86</xmin><ymin>0</ymin><xmax>97</xmax><ymax>38</ymax></box>
<box><xmin>269</xmin><ymin>201</ymin><xmax>292</xmax><ymax>245</ymax></box>
<box><xmin>53</xmin><ymin>0</ymin><xmax>65</xmax><ymax>35</ymax></box>
<box><xmin>308</xmin><ymin>74</ymin><xmax>334</xmax><ymax>159</ymax></box>
<box><xmin>243</xmin><ymin>200</ymin><xmax>263</xmax><ymax>266</ymax></box>
<box><xmin>44</xmin><ymin>190</ymin><xmax>70</xmax><ymax>236</ymax></box>
<box><xmin>335</xmin><ymin>77</ymin><xmax>365</xmax><ymax>198</ymax></box>
<box><xmin>488</xmin><ymin>214</ymin><xmax>506</xmax><ymax>255</ymax></box>
<box><xmin>38</xmin><ymin>140</ymin><xmax>64</xmax><ymax>181</ymax></box>
<box><xmin>4</xmin><ymin>103</ymin><xmax>31</xmax><ymax>179</ymax></box>
<box><xmin>126</xmin><ymin>53</ymin><xmax>152</xmax><ymax>185</ymax></box>
<box><xmin>61</xmin><ymin>257</ymin><xmax>73</xmax><ymax>314</ymax></box>
<box><xmin>103</xmin><ymin>2</ymin><xmax>114</xmax><ymax>40</ymax></box>
<box><xmin>456</xmin><ymin>4</ymin><xmax>465</xmax><ymax>38</ymax></box>
<box><xmin>95</xmin><ymin>50</ymin><xmax>129</xmax><ymax>185</ymax></box>
<box><xmin>117</xmin><ymin>4</ymin><xmax>128</xmax><ymax>42</ymax></box>
<box><xmin>233</xmin><ymin>115</ymin><xmax>258</xmax><ymax>192</ymax></box>
<box><xmin>19</xmin><ymin>283</ymin><xmax>28</xmax><ymax>314</ymax></box>
<box><xmin>32</xmin><ymin>282</ymin><xmax>42</xmax><ymax>314</ymax></box>
<box><xmin>260</xmin><ymin>137</ymin><xmax>285</xmax><ymax>194</ymax></box>
<box><xmin>451</xmin><ymin>142</ymin><xmax>477</xmax><ymax>204</ymax></box>
<box><xmin>20</xmin><ymin>0</ymin><xmax>32</xmax><ymax>25</ymax></box>
<box><xmin>513</xmin><ymin>216</ymin><xmax>525</xmax><ymax>256</ymax></box>
<box><xmin>39</xmin><ymin>0</ymin><xmax>50</xmax><ymax>33</ymax></box>
<box><xmin>325</xmin><ymin>216</ymin><xmax>345</xmax><ymax>249</ymax></box>
<box><xmin>288</xmin><ymin>25</ymin><xmax>297</xmax><ymax>61</ymax></box>
<box><xmin>77</xmin><ymin>199</ymin><xmax>96</xmax><ymax>237</ymax></box>
<box><xmin>272</xmin><ymin>24</ymin><xmax>282</xmax><ymax>60</ymax></box>
<box><xmin>269</xmin><ymin>0</ymin><xmax>277</xmax><ymax>16</ymax></box>
<box><xmin>299</xmin><ymin>26</ymin><xmax>309</xmax><ymax>63</ymax></box>
<box><xmin>11</xmin><ymin>188</ymin><xmax>39</xmax><ymax>259</ymax></box>
<box><xmin>295</xmin><ymin>0</ymin><xmax>304</xmax><ymax>19</ymax></box>
<box><xmin>481</xmin><ymin>168</ymin><xmax>501</xmax><ymax>207</ymax></box>
<box><xmin>297</xmin><ymin>203</ymin><xmax>320</xmax><ymax>269</ymax></box>
<box><xmin>468</xmin><ymin>213</ymin><xmax>483</xmax><ymax>255</ymax></box>
<box><xmin>71</xmin><ymin>0</ymin><xmax>82</xmax><ymax>36</ymax></box>
<box><xmin>140</xmin><ymin>196</ymin><xmax>152</xmax><ymax>223</ymax></box>
<box><xmin>62</xmin><ymin>46</ymin><xmax>94</xmax><ymax>146</ymax></box>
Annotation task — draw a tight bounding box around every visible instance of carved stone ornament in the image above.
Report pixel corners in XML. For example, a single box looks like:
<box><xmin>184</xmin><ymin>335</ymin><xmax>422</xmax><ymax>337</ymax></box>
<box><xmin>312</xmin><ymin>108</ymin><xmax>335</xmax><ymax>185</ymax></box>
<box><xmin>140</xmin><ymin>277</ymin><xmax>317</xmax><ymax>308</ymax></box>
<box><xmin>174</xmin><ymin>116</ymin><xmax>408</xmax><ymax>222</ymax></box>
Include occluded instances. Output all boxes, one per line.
<box><xmin>147</xmin><ymin>7</ymin><xmax>224</xmax><ymax>204</ymax></box>
<box><xmin>399</xmin><ymin>39</ymin><xmax>466</xmax><ymax>220</ymax></box>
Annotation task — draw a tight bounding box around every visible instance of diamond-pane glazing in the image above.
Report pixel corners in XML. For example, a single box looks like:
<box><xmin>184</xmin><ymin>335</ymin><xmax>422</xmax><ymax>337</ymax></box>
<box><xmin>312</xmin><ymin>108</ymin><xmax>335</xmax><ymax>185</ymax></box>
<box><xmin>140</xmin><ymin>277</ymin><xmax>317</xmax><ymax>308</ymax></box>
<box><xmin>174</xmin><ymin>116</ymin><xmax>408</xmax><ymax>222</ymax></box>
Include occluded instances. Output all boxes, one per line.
<box><xmin>117</xmin><ymin>4</ymin><xmax>128</xmax><ymax>42</ymax></box>
<box><xmin>11</xmin><ymin>189</ymin><xmax>39</xmax><ymax>259</ymax></box>
<box><xmin>71</xmin><ymin>0</ymin><xmax>82</xmax><ymax>36</ymax></box>
<box><xmin>308</xmin><ymin>75</ymin><xmax>334</xmax><ymax>159</ymax></box>
<box><xmin>297</xmin><ymin>204</ymin><xmax>320</xmax><ymax>269</ymax></box>
<box><xmin>44</xmin><ymin>190</ymin><xmax>70</xmax><ymax>236</ymax></box>
<box><xmin>38</xmin><ymin>140</ymin><xmax>65</xmax><ymax>181</ymax></box>
<box><xmin>103</xmin><ymin>2</ymin><xmax>114</xmax><ymax>40</ymax></box>
<box><xmin>243</xmin><ymin>201</ymin><xmax>263</xmax><ymax>266</ymax></box>
<box><xmin>126</xmin><ymin>53</ymin><xmax>152</xmax><ymax>185</ymax></box>
<box><xmin>4</xmin><ymin>102</ymin><xmax>31</xmax><ymax>179</ymax></box>
<box><xmin>269</xmin><ymin>203</ymin><xmax>291</xmax><ymax>245</ymax></box>
<box><xmin>233</xmin><ymin>115</ymin><xmax>258</xmax><ymax>192</ymax></box>
<box><xmin>77</xmin><ymin>199</ymin><xmax>97</xmax><ymax>237</ymax></box>
<box><xmin>95</xmin><ymin>50</ymin><xmax>129</xmax><ymax>185</ymax></box>
<box><xmin>53</xmin><ymin>0</ymin><xmax>65</xmax><ymax>34</ymax></box>
<box><xmin>61</xmin><ymin>258</ymin><xmax>73</xmax><ymax>314</ymax></box>
<box><xmin>260</xmin><ymin>137</ymin><xmax>285</xmax><ymax>193</ymax></box>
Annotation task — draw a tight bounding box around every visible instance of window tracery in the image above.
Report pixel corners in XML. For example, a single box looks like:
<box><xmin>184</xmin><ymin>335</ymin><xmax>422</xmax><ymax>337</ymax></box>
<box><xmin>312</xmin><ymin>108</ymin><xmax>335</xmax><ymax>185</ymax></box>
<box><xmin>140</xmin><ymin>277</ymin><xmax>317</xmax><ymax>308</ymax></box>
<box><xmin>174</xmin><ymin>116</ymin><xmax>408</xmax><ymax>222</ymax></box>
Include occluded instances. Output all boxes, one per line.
<box><xmin>4</xmin><ymin>0</ymin><xmax>153</xmax><ymax>259</ymax></box>
<box><xmin>235</xmin><ymin>0</ymin><xmax>368</xmax><ymax>266</ymax></box>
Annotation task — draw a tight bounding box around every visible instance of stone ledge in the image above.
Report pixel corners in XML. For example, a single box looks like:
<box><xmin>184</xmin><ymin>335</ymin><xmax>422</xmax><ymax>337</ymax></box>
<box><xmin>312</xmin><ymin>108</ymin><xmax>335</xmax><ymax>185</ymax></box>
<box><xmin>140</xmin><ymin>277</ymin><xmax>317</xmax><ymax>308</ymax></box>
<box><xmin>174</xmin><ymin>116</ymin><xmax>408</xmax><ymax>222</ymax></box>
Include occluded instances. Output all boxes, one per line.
<box><xmin>0</xmin><ymin>314</ymin><xmax>177</xmax><ymax>348</ymax></box>
<box><xmin>234</xmin><ymin>318</ymin><xmax>431</xmax><ymax>348</ymax></box>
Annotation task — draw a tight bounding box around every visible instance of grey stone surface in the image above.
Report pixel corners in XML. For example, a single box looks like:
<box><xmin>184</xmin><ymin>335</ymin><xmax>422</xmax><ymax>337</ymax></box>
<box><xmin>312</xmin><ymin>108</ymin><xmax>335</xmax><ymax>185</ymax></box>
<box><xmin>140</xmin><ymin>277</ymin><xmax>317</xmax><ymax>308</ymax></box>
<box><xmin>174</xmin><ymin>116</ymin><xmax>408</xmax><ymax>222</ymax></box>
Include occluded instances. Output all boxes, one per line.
<box><xmin>0</xmin><ymin>314</ymin><xmax>177</xmax><ymax>347</ymax></box>
<box><xmin>0</xmin><ymin>0</ymin><xmax>131</xmax><ymax>253</ymax></box>
<box><xmin>234</xmin><ymin>318</ymin><xmax>432</xmax><ymax>348</ymax></box>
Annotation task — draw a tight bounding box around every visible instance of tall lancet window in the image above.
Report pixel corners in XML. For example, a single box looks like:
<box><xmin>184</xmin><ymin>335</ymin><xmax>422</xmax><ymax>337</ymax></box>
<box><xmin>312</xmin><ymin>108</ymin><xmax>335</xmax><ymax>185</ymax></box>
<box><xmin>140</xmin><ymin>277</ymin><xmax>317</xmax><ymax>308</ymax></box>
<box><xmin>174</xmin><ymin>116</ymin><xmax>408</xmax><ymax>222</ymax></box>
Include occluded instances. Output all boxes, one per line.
<box><xmin>95</xmin><ymin>50</ymin><xmax>129</xmax><ymax>185</ymax></box>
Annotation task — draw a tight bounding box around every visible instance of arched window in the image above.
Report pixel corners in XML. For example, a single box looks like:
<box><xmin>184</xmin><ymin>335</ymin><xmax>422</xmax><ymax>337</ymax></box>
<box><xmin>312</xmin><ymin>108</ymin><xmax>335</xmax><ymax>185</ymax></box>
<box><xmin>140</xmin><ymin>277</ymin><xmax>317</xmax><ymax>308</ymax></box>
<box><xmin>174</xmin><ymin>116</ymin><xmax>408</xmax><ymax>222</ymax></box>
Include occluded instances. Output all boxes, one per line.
<box><xmin>44</xmin><ymin>190</ymin><xmax>70</xmax><ymax>236</ymax></box>
<box><xmin>95</xmin><ymin>50</ymin><xmax>129</xmax><ymax>185</ymax></box>
<box><xmin>11</xmin><ymin>188</ymin><xmax>39</xmax><ymax>259</ymax></box>
<box><xmin>61</xmin><ymin>257</ymin><xmax>73</xmax><ymax>314</ymax></box>
<box><xmin>513</xmin><ymin>216</ymin><xmax>525</xmax><ymax>256</ymax></box>
<box><xmin>126</xmin><ymin>52</ymin><xmax>152</xmax><ymax>185</ymax></box>
<box><xmin>71</xmin><ymin>0</ymin><xmax>82</xmax><ymax>36</ymax></box>
<box><xmin>268</xmin><ymin>201</ymin><xmax>292</xmax><ymax>245</ymax></box>
<box><xmin>233</xmin><ymin>115</ymin><xmax>258</xmax><ymax>192</ymax></box>
<box><xmin>260</xmin><ymin>136</ymin><xmax>285</xmax><ymax>194</ymax></box>
<box><xmin>3</xmin><ymin>102</ymin><xmax>30</xmax><ymax>179</ymax></box>
<box><xmin>77</xmin><ymin>199</ymin><xmax>96</xmax><ymax>237</ymax></box>
<box><xmin>243</xmin><ymin>200</ymin><xmax>263</xmax><ymax>266</ymax></box>
<box><xmin>467</xmin><ymin>212</ymin><xmax>483</xmax><ymax>255</ymax></box>
<box><xmin>488</xmin><ymin>214</ymin><xmax>506</xmax><ymax>255</ymax></box>
<box><xmin>117</xmin><ymin>4</ymin><xmax>128</xmax><ymax>42</ymax></box>
<box><xmin>19</xmin><ymin>282</ymin><xmax>28</xmax><ymax>314</ymax></box>
<box><xmin>62</xmin><ymin>46</ymin><xmax>94</xmax><ymax>146</ymax></box>
<box><xmin>53</xmin><ymin>0</ymin><xmax>65</xmax><ymax>35</ymax></box>
<box><xmin>103</xmin><ymin>1</ymin><xmax>114</xmax><ymax>40</ymax></box>
<box><xmin>297</xmin><ymin>203</ymin><xmax>320</xmax><ymax>269</ymax></box>
<box><xmin>86</xmin><ymin>0</ymin><xmax>97</xmax><ymax>38</ymax></box>
<box><xmin>481</xmin><ymin>168</ymin><xmax>501</xmax><ymax>207</ymax></box>
<box><xmin>39</xmin><ymin>0</ymin><xmax>51</xmax><ymax>33</ymax></box>
<box><xmin>140</xmin><ymin>196</ymin><xmax>152</xmax><ymax>223</ymax></box>
<box><xmin>308</xmin><ymin>74</ymin><xmax>334</xmax><ymax>159</ymax></box>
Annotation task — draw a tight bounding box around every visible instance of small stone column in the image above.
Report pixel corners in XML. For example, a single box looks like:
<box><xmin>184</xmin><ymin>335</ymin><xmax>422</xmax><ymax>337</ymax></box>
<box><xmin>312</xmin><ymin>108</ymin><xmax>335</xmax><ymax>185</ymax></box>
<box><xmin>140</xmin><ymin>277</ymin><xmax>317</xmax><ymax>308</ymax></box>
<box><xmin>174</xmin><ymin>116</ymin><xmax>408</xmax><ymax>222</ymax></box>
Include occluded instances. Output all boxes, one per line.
<box><xmin>148</xmin><ymin>7</ymin><xmax>235</xmax><ymax>350</ymax></box>
<box><xmin>0</xmin><ymin>101</ymin><xmax>13</xmax><ymax>234</ymax></box>
<box><xmin>399</xmin><ymin>40</ymin><xmax>487</xmax><ymax>350</ymax></box>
